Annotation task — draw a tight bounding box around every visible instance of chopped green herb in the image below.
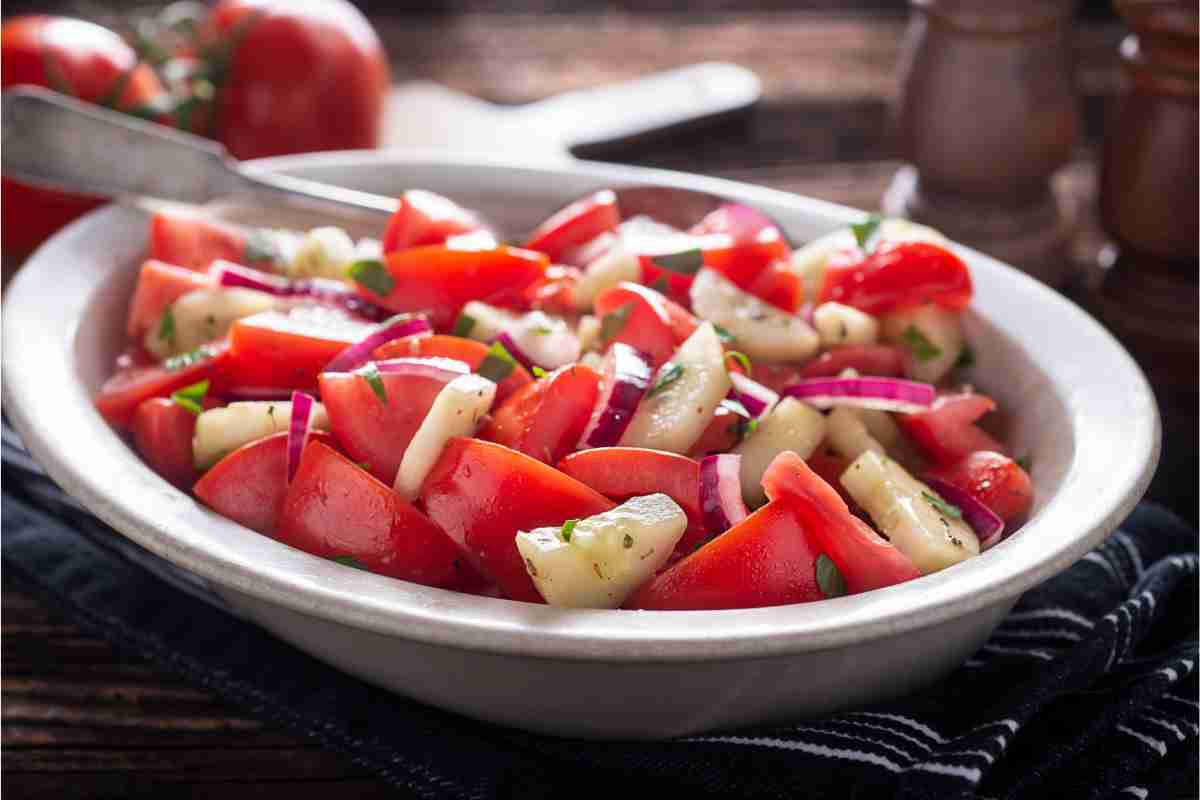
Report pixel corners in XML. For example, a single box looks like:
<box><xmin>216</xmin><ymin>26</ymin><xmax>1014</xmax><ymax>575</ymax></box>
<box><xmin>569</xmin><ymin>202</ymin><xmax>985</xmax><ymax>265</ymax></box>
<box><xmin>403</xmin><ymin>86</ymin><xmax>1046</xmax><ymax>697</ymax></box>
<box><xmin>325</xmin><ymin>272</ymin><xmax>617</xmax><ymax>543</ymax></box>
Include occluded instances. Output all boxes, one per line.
<box><xmin>922</xmin><ymin>490</ymin><xmax>963</xmax><ymax>520</ymax></box>
<box><xmin>333</xmin><ymin>555</ymin><xmax>370</xmax><ymax>571</ymax></box>
<box><xmin>650</xmin><ymin>248</ymin><xmax>704</xmax><ymax>275</ymax></box>
<box><xmin>650</xmin><ymin>275</ymin><xmax>670</xmax><ymax>294</ymax></box>
<box><xmin>561</xmin><ymin>518</ymin><xmax>579</xmax><ymax>542</ymax></box>
<box><xmin>531</xmin><ymin>365</ymin><xmax>548</xmax><ymax>378</ymax></box>
<box><xmin>901</xmin><ymin>325</ymin><xmax>942</xmax><ymax>362</ymax></box>
<box><xmin>354</xmin><ymin>461</ymin><xmax>372</xmax><ymax>472</ymax></box>
<box><xmin>599</xmin><ymin>301</ymin><xmax>635</xmax><ymax>345</ymax></box>
<box><xmin>170</xmin><ymin>379</ymin><xmax>209</xmax><ymax>415</ymax></box>
<box><xmin>244</xmin><ymin>229</ymin><xmax>280</xmax><ymax>263</ymax></box>
<box><xmin>163</xmin><ymin>344</ymin><xmax>217</xmax><ymax>372</ymax></box>
<box><xmin>725</xmin><ymin>350</ymin><xmax>752</xmax><ymax>376</ymax></box>
<box><xmin>647</xmin><ymin>362</ymin><xmax>684</xmax><ymax>397</ymax></box>
<box><xmin>355</xmin><ymin>362</ymin><xmax>388</xmax><ymax>404</ymax></box>
<box><xmin>850</xmin><ymin>214</ymin><xmax>883</xmax><ymax>253</ymax></box>
<box><xmin>529</xmin><ymin>324</ymin><xmax>553</xmax><ymax>336</ymax></box>
<box><xmin>722</xmin><ymin>399</ymin><xmax>759</xmax><ymax>441</ymax></box>
<box><xmin>816</xmin><ymin>554</ymin><xmax>847</xmax><ymax>598</ymax></box>
<box><xmin>712</xmin><ymin>324</ymin><xmax>736</xmax><ymax>344</ymax></box>
<box><xmin>955</xmin><ymin>345</ymin><xmax>976</xmax><ymax>370</ymax></box>
<box><xmin>1016</xmin><ymin>455</ymin><xmax>1032</xmax><ymax>472</ymax></box>
<box><xmin>623</xmin><ymin>533</ymin><xmax>634</xmax><ymax>549</ymax></box>
<box><xmin>451</xmin><ymin>313</ymin><xmax>477</xmax><ymax>338</ymax></box>
<box><xmin>347</xmin><ymin>259</ymin><xmax>395</xmax><ymax>296</ymax></box>
<box><xmin>157</xmin><ymin>307</ymin><xmax>176</xmax><ymax>346</ymax></box>
<box><xmin>477</xmin><ymin>341</ymin><xmax>516</xmax><ymax>383</ymax></box>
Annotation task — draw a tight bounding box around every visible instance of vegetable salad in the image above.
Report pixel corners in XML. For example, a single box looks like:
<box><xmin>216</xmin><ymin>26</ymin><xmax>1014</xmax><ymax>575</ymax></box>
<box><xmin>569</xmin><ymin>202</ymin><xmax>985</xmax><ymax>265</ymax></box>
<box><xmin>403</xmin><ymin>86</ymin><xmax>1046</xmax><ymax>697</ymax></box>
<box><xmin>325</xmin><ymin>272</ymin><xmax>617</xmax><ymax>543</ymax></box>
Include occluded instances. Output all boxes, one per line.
<box><xmin>98</xmin><ymin>189</ymin><xmax>1033</xmax><ymax>609</ymax></box>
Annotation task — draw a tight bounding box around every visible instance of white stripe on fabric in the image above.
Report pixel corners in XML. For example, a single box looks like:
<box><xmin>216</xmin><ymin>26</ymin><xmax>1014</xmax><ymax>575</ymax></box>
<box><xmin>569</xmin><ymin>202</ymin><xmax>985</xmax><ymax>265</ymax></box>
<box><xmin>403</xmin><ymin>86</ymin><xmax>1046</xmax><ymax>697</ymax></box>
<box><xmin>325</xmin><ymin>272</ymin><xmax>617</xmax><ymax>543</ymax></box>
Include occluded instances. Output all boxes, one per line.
<box><xmin>1114</xmin><ymin>532</ymin><xmax>1145</xmax><ymax>578</ymax></box>
<box><xmin>1083</xmin><ymin>551</ymin><xmax>1126</xmax><ymax>586</ymax></box>
<box><xmin>1164</xmin><ymin>694</ymin><xmax>1199</xmax><ymax>710</ymax></box>
<box><xmin>992</xmin><ymin>627</ymin><xmax>1082</xmax><ymax>643</ymax></box>
<box><xmin>980</xmin><ymin>643</ymin><xmax>1055</xmax><ymax>661</ymax></box>
<box><xmin>1158</xmin><ymin>666</ymin><xmax>1179</xmax><ymax>682</ymax></box>
<box><xmin>1120</xmin><ymin>787</ymin><xmax>1148</xmax><ymax>799</ymax></box>
<box><xmin>963</xmin><ymin>658</ymin><xmax>986</xmax><ymax>668</ymax></box>
<box><xmin>938</xmin><ymin>748</ymin><xmax>996</xmax><ymax>764</ymax></box>
<box><xmin>1139</xmin><ymin>590</ymin><xmax>1156</xmax><ymax>612</ymax></box>
<box><xmin>849</xmin><ymin>712</ymin><xmax>947</xmax><ymax>744</ymax></box>
<box><xmin>1104</xmin><ymin>608</ymin><xmax>1125</xmax><ymax>672</ymax></box>
<box><xmin>689</xmin><ymin>735</ymin><xmax>903</xmax><ymax>772</ymax></box>
<box><xmin>1140</xmin><ymin>716</ymin><xmax>1186</xmax><ymax>741</ymax></box>
<box><xmin>823</xmin><ymin>719</ymin><xmax>935</xmax><ymax>753</ymax></box>
<box><xmin>909</xmin><ymin>761</ymin><xmax>982</xmax><ymax>783</ymax></box>
<box><xmin>1117</xmin><ymin>725</ymin><xmax>1167</xmax><ymax>757</ymax></box>
<box><xmin>791</xmin><ymin>725</ymin><xmax>917</xmax><ymax>763</ymax></box>
<box><xmin>1004</xmin><ymin>608</ymin><xmax>1095</xmax><ymax>628</ymax></box>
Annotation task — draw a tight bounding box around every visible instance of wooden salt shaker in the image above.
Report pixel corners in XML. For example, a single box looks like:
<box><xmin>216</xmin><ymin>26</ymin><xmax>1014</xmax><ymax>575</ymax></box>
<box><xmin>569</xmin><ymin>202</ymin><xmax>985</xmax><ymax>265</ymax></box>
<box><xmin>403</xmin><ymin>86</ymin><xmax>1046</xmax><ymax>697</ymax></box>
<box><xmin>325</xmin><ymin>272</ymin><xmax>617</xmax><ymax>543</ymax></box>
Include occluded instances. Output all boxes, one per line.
<box><xmin>883</xmin><ymin>0</ymin><xmax>1080</xmax><ymax>285</ymax></box>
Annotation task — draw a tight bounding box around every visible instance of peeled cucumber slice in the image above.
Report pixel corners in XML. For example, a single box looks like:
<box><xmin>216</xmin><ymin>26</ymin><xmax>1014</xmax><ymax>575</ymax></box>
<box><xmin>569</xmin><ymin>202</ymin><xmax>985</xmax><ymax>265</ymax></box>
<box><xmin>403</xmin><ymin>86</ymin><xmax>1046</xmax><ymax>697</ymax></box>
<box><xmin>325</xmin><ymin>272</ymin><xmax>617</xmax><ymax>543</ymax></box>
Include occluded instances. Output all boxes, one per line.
<box><xmin>732</xmin><ymin>397</ymin><xmax>826</xmax><ymax>507</ymax></box>
<box><xmin>689</xmin><ymin>268</ymin><xmax>818</xmax><ymax>362</ymax></box>
<box><xmin>880</xmin><ymin>304</ymin><xmax>965</xmax><ymax>385</ymax></box>
<box><xmin>393</xmin><ymin>374</ymin><xmax>495</xmax><ymax>501</ymax></box>
<box><xmin>194</xmin><ymin>401</ymin><xmax>329</xmax><ymax>470</ymax></box>
<box><xmin>146</xmin><ymin>288</ymin><xmax>279</xmax><ymax>359</ymax></box>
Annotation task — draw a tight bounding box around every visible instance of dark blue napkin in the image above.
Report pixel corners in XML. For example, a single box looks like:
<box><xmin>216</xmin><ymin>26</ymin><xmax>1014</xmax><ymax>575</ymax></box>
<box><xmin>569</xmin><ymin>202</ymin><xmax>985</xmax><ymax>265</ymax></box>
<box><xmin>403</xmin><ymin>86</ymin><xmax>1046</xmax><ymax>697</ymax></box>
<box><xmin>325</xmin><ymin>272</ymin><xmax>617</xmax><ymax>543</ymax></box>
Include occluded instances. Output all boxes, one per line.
<box><xmin>3</xmin><ymin>428</ymin><xmax>1197</xmax><ymax>800</ymax></box>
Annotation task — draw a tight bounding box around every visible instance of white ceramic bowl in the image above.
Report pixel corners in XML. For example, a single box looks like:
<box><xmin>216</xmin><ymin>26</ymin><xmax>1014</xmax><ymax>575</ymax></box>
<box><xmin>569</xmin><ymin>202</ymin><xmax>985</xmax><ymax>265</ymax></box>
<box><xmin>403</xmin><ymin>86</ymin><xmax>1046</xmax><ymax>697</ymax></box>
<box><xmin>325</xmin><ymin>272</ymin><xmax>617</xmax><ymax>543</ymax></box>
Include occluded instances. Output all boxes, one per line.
<box><xmin>2</xmin><ymin>153</ymin><xmax>1159</xmax><ymax>739</ymax></box>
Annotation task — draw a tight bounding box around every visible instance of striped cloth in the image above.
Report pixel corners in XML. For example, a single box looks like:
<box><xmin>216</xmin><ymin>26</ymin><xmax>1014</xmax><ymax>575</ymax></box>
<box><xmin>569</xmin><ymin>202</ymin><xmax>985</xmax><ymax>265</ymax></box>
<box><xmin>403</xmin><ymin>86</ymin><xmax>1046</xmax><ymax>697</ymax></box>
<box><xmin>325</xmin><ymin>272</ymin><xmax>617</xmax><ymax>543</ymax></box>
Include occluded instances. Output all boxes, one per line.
<box><xmin>3</xmin><ymin>426</ymin><xmax>1196</xmax><ymax>800</ymax></box>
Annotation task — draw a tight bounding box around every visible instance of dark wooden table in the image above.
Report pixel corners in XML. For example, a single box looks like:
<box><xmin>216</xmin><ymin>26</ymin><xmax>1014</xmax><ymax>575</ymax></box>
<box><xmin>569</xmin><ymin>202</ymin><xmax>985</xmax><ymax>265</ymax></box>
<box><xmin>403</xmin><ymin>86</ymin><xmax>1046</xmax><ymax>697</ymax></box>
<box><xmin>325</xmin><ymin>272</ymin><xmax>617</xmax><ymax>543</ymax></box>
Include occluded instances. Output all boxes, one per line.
<box><xmin>5</xmin><ymin>7</ymin><xmax>1184</xmax><ymax>799</ymax></box>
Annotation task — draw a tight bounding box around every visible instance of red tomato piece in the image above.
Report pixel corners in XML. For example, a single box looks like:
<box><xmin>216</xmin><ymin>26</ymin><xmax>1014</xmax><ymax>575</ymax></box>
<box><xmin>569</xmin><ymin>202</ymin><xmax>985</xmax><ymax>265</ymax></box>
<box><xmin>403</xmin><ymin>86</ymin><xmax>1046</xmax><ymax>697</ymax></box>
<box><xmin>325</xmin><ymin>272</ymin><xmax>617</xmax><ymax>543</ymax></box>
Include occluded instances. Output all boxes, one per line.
<box><xmin>558</xmin><ymin>447</ymin><xmax>709</xmax><ymax>560</ymax></box>
<box><xmin>358</xmin><ymin>245</ymin><xmax>547</xmax><ymax>331</ymax></box>
<box><xmin>95</xmin><ymin>341</ymin><xmax>230</xmax><ymax>429</ymax></box>
<box><xmin>524</xmin><ymin>190</ymin><xmax>620</xmax><ymax>264</ymax></box>
<box><xmin>225</xmin><ymin>308</ymin><xmax>374</xmax><ymax>392</ymax></box>
<box><xmin>624</xmin><ymin>500</ymin><xmax>823</xmax><ymax>610</ymax></box>
<box><xmin>132</xmin><ymin>398</ymin><xmax>202</xmax><ymax>489</ymax></box>
<box><xmin>522</xmin><ymin>265</ymin><xmax>582</xmax><ymax>314</ymax></box>
<box><xmin>148</xmin><ymin>213</ymin><xmax>259</xmax><ymax>271</ymax></box>
<box><xmin>687</xmin><ymin>402</ymin><xmax>748</xmax><ymax>459</ymax></box>
<box><xmin>277</xmin><ymin>442</ymin><xmax>474</xmax><ymax>588</ymax></box>
<box><xmin>318</xmin><ymin>364</ymin><xmax>463</xmax><ymax>484</ymax></box>
<box><xmin>636</xmin><ymin>254</ymin><xmax>697</xmax><ymax>309</ymax></box>
<box><xmin>800</xmin><ymin>344</ymin><xmax>909</xmax><ymax>379</ymax></box>
<box><xmin>593</xmin><ymin>282</ymin><xmax>694</xmax><ymax>368</ymax></box>
<box><xmin>420</xmin><ymin>438</ymin><xmax>614</xmax><ymax>602</ymax></box>
<box><xmin>900</xmin><ymin>392</ymin><xmax>1006</xmax><ymax>466</ymax></box>
<box><xmin>193</xmin><ymin>430</ymin><xmax>333</xmax><ymax>536</ymax></box>
<box><xmin>126</xmin><ymin>259</ymin><xmax>213</xmax><ymax>338</ymax></box>
<box><xmin>762</xmin><ymin>451</ymin><xmax>921</xmax><ymax>592</ymax></box>
<box><xmin>819</xmin><ymin>241</ymin><xmax>973</xmax><ymax>315</ymax></box>
<box><xmin>374</xmin><ymin>334</ymin><xmax>532</xmax><ymax>406</ymax></box>
<box><xmin>804</xmin><ymin>446</ymin><xmax>856</xmax><ymax>507</ymax></box>
<box><xmin>382</xmin><ymin>190</ymin><xmax>481</xmax><ymax>253</ymax></box>
<box><xmin>479</xmin><ymin>363</ymin><xmax>600</xmax><ymax>464</ymax></box>
<box><xmin>926</xmin><ymin>451</ymin><xmax>1033</xmax><ymax>526</ymax></box>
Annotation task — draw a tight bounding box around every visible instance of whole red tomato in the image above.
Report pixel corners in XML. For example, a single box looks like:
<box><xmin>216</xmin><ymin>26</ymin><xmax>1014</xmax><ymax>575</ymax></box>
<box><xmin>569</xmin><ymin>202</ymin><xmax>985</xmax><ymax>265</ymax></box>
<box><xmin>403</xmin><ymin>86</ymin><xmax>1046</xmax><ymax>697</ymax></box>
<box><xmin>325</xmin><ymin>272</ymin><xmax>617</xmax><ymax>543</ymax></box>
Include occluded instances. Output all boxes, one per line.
<box><xmin>1</xmin><ymin>16</ymin><xmax>165</xmax><ymax>257</ymax></box>
<box><xmin>197</xmin><ymin>0</ymin><xmax>390</xmax><ymax>160</ymax></box>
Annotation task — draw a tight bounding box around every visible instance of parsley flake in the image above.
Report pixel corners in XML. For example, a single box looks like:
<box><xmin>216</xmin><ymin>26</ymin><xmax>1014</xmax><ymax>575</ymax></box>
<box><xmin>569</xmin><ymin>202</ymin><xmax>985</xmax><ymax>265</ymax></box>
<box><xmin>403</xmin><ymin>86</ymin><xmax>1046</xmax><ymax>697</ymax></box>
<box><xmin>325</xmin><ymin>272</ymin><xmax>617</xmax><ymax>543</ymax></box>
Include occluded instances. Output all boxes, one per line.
<box><xmin>901</xmin><ymin>325</ymin><xmax>942</xmax><ymax>362</ymax></box>
<box><xmin>333</xmin><ymin>555</ymin><xmax>370</xmax><ymax>571</ymax></box>
<box><xmin>531</xmin><ymin>365</ymin><xmax>548</xmax><ymax>378</ymax></box>
<box><xmin>347</xmin><ymin>259</ymin><xmax>396</xmax><ymax>297</ymax></box>
<box><xmin>170</xmin><ymin>379</ymin><xmax>209</xmax><ymax>415</ymax></box>
<box><xmin>850</xmin><ymin>214</ymin><xmax>883</xmax><ymax>253</ymax></box>
<box><xmin>561</xmin><ymin>519</ymin><xmax>579</xmax><ymax>542</ymax></box>
<box><xmin>623</xmin><ymin>533</ymin><xmax>634</xmax><ymax>549</ymax></box>
<box><xmin>816</xmin><ymin>554</ymin><xmax>847</xmax><ymax>599</ymax></box>
<box><xmin>599</xmin><ymin>302</ymin><xmax>635</xmax><ymax>345</ymax></box>
<box><xmin>477</xmin><ymin>341</ymin><xmax>516</xmax><ymax>383</ymax></box>
<box><xmin>647</xmin><ymin>362</ymin><xmax>684</xmax><ymax>397</ymax></box>
<box><xmin>650</xmin><ymin>275</ymin><xmax>670</xmax><ymax>294</ymax></box>
<box><xmin>355</xmin><ymin>362</ymin><xmax>388</xmax><ymax>404</ymax></box>
<box><xmin>451</xmin><ymin>313</ymin><xmax>477</xmax><ymax>338</ymax></box>
<box><xmin>922</xmin><ymin>490</ymin><xmax>963</xmax><ymax>520</ymax></box>
<box><xmin>244</xmin><ymin>229</ymin><xmax>280</xmax><ymax>263</ymax></box>
<box><xmin>651</xmin><ymin>248</ymin><xmax>704</xmax><ymax>275</ymax></box>
<box><xmin>157</xmin><ymin>307</ymin><xmax>176</xmax><ymax>346</ymax></box>
<box><xmin>725</xmin><ymin>350</ymin><xmax>752</xmax><ymax>376</ymax></box>
<box><xmin>713</xmin><ymin>324</ymin><xmax>736</xmax><ymax>344</ymax></box>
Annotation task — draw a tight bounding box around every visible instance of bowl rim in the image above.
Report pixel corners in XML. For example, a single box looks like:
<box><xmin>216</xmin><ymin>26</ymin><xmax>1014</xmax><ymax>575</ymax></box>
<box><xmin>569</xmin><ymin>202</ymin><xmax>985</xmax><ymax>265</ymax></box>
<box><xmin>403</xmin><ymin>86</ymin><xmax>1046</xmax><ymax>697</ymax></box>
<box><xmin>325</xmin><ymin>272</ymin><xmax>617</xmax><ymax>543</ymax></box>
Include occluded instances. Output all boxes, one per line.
<box><xmin>1</xmin><ymin>151</ymin><xmax>1160</xmax><ymax>663</ymax></box>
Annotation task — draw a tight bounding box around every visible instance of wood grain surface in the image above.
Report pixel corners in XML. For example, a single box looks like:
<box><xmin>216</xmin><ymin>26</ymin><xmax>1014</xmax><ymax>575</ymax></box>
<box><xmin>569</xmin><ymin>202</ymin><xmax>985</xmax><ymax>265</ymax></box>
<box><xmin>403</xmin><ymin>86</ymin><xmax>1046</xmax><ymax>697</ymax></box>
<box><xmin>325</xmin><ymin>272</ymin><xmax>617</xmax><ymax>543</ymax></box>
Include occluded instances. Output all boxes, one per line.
<box><xmin>0</xmin><ymin>8</ymin><xmax>1156</xmax><ymax>799</ymax></box>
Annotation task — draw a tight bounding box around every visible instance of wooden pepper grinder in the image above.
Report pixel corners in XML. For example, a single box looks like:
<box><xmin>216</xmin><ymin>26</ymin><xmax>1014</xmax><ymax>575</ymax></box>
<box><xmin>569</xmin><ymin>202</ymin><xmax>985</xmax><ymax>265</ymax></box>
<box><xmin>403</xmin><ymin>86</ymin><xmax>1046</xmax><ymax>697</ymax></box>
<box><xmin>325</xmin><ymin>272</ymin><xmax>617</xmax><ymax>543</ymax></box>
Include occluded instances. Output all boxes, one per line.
<box><xmin>883</xmin><ymin>0</ymin><xmax>1080</xmax><ymax>285</ymax></box>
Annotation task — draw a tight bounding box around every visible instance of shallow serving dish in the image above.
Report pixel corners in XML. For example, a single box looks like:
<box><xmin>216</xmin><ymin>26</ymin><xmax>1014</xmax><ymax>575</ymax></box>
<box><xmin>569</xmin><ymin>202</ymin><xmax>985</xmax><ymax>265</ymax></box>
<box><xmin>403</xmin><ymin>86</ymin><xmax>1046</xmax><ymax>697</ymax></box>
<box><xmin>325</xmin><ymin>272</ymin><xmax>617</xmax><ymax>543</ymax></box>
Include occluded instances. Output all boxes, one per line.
<box><xmin>2</xmin><ymin>153</ymin><xmax>1159</xmax><ymax>739</ymax></box>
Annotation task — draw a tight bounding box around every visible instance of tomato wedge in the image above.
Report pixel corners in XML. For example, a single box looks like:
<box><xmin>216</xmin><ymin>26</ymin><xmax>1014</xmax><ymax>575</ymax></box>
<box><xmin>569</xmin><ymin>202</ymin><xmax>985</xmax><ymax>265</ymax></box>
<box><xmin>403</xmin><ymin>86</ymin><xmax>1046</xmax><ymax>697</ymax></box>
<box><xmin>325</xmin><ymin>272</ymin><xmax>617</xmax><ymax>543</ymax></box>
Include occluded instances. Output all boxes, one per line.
<box><xmin>374</xmin><ymin>334</ymin><xmax>532</xmax><ymax>405</ymax></box>
<box><xmin>148</xmin><ymin>213</ymin><xmax>269</xmax><ymax>272</ymax></box>
<box><xmin>557</xmin><ymin>447</ymin><xmax>709</xmax><ymax>559</ymax></box>
<box><xmin>926</xmin><ymin>450</ymin><xmax>1033</xmax><ymax>526</ymax></box>
<box><xmin>132</xmin><ymin>398</ymin><xmax>203</xmax><ymax>489</ymax></box>
<box><xmin>688</xmin><ymin>402</ymin><xmax>748</xmax><ymax>459</ymax></box>
<box><xmin>126</xmin><ymin>259</ymin><xmax>213</xmax><ymax>339</ymax></box>
<box><xmin>278</xmin><ymin>442</ymin><xmax>475</xmax><ymax>588</ymax></box>
<box><xmin>799</xmin><ymin>344</ymin><xmax>909</xmax><ymax>379</ymax></box>
<box><xmin>193</xmin><ymin>430</ymin><xmax>333</xmax><ymax>536</ymax></box>
<box><xmin>819</xmin><ymin>241</ymin><xmax>973</xmax><ymax>315</ymax></box>
<box><xmin>318</xmin><ymin>362</ymin><xmax>464</xmax><ymax>483</ymax></box>
<box><xmin>354</xmin><ymin>245</ymin><xmax>547</xmax><ymax>331</ymax></box>
<box><xmin>420</xmin><ymin>437</ymin><xmax>614</xmax><ymax>602</ymax></box>
<box><xmin>382</xmin><ymin>190</ymin><xmax>481</xmax><ymax>253</ymax></box>
<box><xmin>900</xmin><ymin>392</ymin><xmax>1006</xmax><ymax>466</ymax></box>
<box><xmin>523</xmin><ymin>264</ymin><xmax>583</xmax><ymax>314</ymax></box>
<box><xmin>624</xmin><ymin>500</ymin><xmax>823</xmax><ymax>610</ymax></box>
<box><xmin>225</xmin><ymin>308</ymin><xmax>375</xmax><ymax>392</ymax></box>
<box><xmin>95</xmin><ymin>341</ymin><xmax>230</xmax><ymax>429</ymax></box>
<box><xmin>593</xmin><ymin>282</ymin><xmax>696</xmax><ymax>368</ymax></box>
<box><xmin>524</xmin><ymin>190</ymin><xmax>620</xmax><ymax>264</ymax></box>
<box><xmin>479</xmin><ymin>363</ymin><xmax>600</xmax><ymax>464</ymax></box>
<box><xmin>761</xmin><ymin>450</ymin><xmax>920</xmax><ymax>594</ymax></box>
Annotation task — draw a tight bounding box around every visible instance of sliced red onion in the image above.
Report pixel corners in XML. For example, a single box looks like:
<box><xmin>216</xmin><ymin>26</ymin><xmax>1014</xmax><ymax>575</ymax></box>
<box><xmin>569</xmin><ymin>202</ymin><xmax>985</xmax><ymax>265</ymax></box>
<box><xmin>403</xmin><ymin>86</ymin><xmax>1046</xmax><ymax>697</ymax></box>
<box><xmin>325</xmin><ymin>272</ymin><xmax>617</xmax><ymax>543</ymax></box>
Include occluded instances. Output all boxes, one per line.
<box><xmin>577</xmin><ymin>343</ymin><xmax>652</xmax><ymax>448</ymax></box>
<box><xmin>700</xmin><ymin>454</ymin><xmax>749</xmax><ymax>536</ymax></box>
<box><xmin>220</xmin><ymin>386</ymin><xmax>294</xmax><ymax>402</ymax></box>
<box><xmin>782</xmin><ymin>376</ymin><xmax>936</xmax><ymax>413</ymax></box>
<box><xmin>729</xmin><ymin>372</ymin><xmax>779</xmax><ymax>418</ymax></box>
<box><xmin>922</xmin><ymin>476</ymin><xmax>1005</xmax><ymax>550</ymax></box>
<box><xmin>211</xmin><ymin>260</ymin><xmax>392</xmax><ymax>322</ymax></box>
<box><xmin>323</xmin><ymin>314</ymin><xmax>433</xmax><ymax>373</ymax></box>
<box><xmin>497</xmin><ymin>315</ymin><xmax>581</xmax><ymax>371</ymax></box>
<box><xmin>371</xmin><ymin>357</ymin><xmax>470</xmax><ymax>380</ymax></box>
<box><xmin>287</xmin><ymin>391</ymin><xmax>316</xmax><ymax>483</ymax></box>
